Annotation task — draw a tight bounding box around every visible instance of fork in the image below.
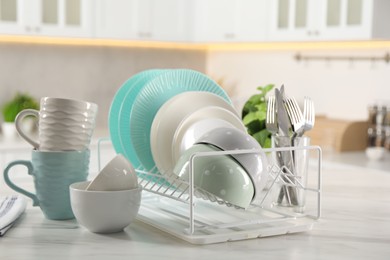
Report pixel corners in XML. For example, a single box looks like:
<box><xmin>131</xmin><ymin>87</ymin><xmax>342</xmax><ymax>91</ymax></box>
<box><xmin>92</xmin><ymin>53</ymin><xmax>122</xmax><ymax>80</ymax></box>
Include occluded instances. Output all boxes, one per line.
<box><xmin>302</xmin><ymin>96</ymin><xmax>315</xmax><ymax>136</ymax></box>
<box><xmin>267</xmin><ymin>95</ymin><xmax>298</xmax><ymax>205</ymax></box>
<box><xmin>284</xmin><ymin>96</ymin><xmax>305</xmax><ymax>138</ymax></box>
<box><xmin>281</xmin><ymin>96</ymin><xmax>305</xmax><ymax>205</ymax></box>
<box><xmin>266</xmin><ymin>95</ymin><xmax>278</xmax><ymax>135</ymax></box>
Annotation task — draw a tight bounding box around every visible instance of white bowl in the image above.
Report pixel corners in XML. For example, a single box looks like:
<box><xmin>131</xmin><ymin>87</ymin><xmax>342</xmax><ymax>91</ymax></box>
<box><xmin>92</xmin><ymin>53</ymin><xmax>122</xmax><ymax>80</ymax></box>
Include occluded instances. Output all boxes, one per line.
<box><xmin>70</xmin><ymin>181</ymin><xmax>142</xmax><ymax>233</ymax></box>
<box><xmin>365</xmin><ymin>147</ymin><xmax>386</xmax><ymax>160</ymax></box>
<box><xmin>173</xmin><ymin>143</ymin><xmax>254</xmax><ymax>209</ymax></box>
<box><xmin>196</xmin><ymin>127</ymin><xmax>269</xmax><ymax>200</ymax></box>
<box><xmin>87</xmin><ymin>154</ymin><xmax>138</xmax><ymax>191</ymax></box>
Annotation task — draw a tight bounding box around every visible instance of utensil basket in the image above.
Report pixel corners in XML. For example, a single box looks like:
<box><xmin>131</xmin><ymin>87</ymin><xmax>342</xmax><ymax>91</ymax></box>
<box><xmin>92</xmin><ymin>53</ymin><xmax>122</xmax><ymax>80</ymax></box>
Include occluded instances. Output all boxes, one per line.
<box><xmin>97</xmin><ymin>139</ymin><xmax>322</xmax><ymax>245</ymax></box>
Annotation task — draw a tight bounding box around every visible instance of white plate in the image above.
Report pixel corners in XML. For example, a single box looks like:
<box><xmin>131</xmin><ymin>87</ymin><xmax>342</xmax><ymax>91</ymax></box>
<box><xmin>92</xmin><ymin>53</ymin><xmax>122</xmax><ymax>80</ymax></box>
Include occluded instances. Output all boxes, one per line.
<box><xmin>172</xmin><ymin>106</ymin><xmax>246</xmax><ymax>164</ymax></box>
<box><xmin>150</xmin><ymin>91</ymin><xmax>239</xmax><ymax>175</ymax></box>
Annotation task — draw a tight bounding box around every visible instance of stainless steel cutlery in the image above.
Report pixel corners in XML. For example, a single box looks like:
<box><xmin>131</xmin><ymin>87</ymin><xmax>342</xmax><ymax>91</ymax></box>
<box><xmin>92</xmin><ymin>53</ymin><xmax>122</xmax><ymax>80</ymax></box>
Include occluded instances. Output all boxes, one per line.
<box><xmin>266</xmin><ymin>86</ymin><xmax>315</xmax><ymax>207</ymax></box>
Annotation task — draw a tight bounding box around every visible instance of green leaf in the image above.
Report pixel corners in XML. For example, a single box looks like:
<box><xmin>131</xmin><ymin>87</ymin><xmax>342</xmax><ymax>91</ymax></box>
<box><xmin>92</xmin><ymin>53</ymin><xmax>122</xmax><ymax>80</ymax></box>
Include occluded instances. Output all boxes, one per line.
<box><xmin>245</xmin><ymin>120</ymin><xmax>262</xmax><ymax>136</ymax></box>
<box><xmin>255</xmin><ymin>102</ymin><xmax>267</xmax><ymax>111</ymax></box>
<box><xmin>252</xmin><ymin>129</ymin><xmax>271</xmax><ymax>147</ymax></box>
<box><xmin>261</xmin><ymin>84</ymin><xmax>275</xmax><ymax>94</ymax></box>
<box><xmin>242</xmin><ymin>111</ymin><xmax>260</xmax><ymax>126</ymax></box>
<box><xmin>241</xmin><ymin>83</ymin><xmax>275</xmax><ymax>147</ymax></box>
<box><xmin>263</xmin><ymin>137</ymin><xmax>272</xmax><ymax>149</ymax></box>
<box><xmin>2</xmin><ymin>92</ymin><xmax>39</xmax><ymax>122</ymax></box>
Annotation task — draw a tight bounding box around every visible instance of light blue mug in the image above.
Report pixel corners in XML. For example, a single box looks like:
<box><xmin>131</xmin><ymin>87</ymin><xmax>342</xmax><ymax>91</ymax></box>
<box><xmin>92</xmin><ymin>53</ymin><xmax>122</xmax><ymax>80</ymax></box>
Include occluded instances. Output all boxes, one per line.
<box><xmin>3</xmin><ymin>149</ymin><xmax>90</xmax><ymax>220</ymax></box>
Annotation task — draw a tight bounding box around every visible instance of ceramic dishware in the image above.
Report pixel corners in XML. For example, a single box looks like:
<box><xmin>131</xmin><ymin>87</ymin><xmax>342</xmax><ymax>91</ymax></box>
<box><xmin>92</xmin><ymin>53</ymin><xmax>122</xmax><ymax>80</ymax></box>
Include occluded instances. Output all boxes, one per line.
<box><xmin>86</xmin><ymin>154</ymin><xmax>138</xmax><ymax>191</ymax></box>
<box><xmin>109</xmin><ymin>69</ymin><xmax>165</xmax><ymax>157</ymax></box>
<box><xmin>128</xmin><ymin>69</ymin><xmax>231</xmax><ymax>172</ymax></box>
<box><xmin>70</xmin><ymin>181</ymin><xmax>142</xmax><ymax>233</ymax></box>
<box><xmin>150</xmin><ymin>91</ymin><xmax>241</xmax><ymax>175</ymax></box>
<box><xmin>196</xmin><ymin>127</ymin><xmax>269</xmax><ymax>200</ymax></box>
<box><xmin>365</xmin><ymin>146</ymin><xmax>386</xmax><ymax>160</ymax></box>
<box><xmin>171</xmin><ymin>105</ymin><xmax>246</xmax><ymax>165</ymax></box>
<box><xmin>173</xmin><ymin>143</ymin><xmax>255</xmax><ymax>209</ymax></box>
<box><xmin>15</xmin><ymin>97</ymin><xmax>98</xmax><ymax>151</ymax></box>
<box><xmin>3</xmin><ymin>149</ymin><xmax>90</xmax><ymax>220</ymax></box>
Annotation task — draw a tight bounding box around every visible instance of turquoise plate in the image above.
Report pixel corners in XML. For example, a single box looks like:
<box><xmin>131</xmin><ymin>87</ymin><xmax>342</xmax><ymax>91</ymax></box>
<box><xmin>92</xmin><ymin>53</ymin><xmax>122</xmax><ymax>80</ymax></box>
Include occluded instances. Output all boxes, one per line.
<box><xmin>129</xmin><ymin>69</ymin><xmax>232</xmax><ymax>172</ymax></box>
<box><xmin>109</xmin><ymin>72</ymin><xmax>146</xmax><ymax>156</ymax></box>
<box><xmin>117</xmin><ymin>69</ymin><xmax>167</xmax><ymax>169</ymax></box>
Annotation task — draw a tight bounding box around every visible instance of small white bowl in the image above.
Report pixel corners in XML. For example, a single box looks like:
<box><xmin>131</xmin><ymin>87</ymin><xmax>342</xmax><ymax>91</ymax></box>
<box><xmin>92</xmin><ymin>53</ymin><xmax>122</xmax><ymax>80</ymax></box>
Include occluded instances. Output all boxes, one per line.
<box><xmin>87</xmin><ymin>154</ymin><xmax>138</xmax><ymax>191</ymax></box>
<box><xmin>70</xmin><ymin>181</ymin><xmax>142</xmax><ymax>233</ymax></box>
<box><xmin>365</xmin><ymin>147</ymin><xmax>386</xmax><ymax>161</ymax></box>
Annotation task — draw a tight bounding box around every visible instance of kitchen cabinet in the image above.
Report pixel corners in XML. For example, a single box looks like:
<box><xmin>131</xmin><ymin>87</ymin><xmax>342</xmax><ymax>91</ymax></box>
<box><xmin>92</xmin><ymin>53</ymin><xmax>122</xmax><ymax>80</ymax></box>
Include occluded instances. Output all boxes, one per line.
<box><xmin>0</xmin><ymin>0</ymin><xmax>93</xmax><ymax>37</ymax></box>
<box><xmin>268</xmin><ymin>0</ymin><xmax>390</xmax><ymax>41</ymax></box>
<box><xmin>94</xmin><ymin>0</ymin><xmax>136</xmax><ymax>39</ymax></box>
<box><xmin>3</xmin><ymin>0</ymin><xmax>390</xmax><ymax>43</ymax></box>
<box><xmin>135</xmin><ymin>0</ymin><xmax>191</xmax><ymax>42</ymax></box>
<box><xmin>192</xmin><ymin>0</ymin><xmax>268</xmax><ymax>43</ymax></box>
<box><xmin>95</xmin><ymin>0</ymin><xmax>191</xmax><ymax>42</ymax></box>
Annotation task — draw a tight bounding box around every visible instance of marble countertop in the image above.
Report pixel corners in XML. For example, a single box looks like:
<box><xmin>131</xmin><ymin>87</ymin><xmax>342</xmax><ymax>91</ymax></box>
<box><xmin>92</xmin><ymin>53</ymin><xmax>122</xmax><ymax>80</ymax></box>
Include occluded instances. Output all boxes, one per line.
<box><xmin>1</xmin><ymin>152</ymin><xmax>390</xmax><ymax>260</ymax></box>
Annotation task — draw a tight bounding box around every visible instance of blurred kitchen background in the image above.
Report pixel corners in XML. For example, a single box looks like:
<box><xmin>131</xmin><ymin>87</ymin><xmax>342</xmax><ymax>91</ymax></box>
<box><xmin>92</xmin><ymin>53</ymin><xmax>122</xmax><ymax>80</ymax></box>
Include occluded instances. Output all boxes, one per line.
<box><xmin>1</xmin><ymin>0</ymin><xmax>390</xmax><ymax>153</ymax></box>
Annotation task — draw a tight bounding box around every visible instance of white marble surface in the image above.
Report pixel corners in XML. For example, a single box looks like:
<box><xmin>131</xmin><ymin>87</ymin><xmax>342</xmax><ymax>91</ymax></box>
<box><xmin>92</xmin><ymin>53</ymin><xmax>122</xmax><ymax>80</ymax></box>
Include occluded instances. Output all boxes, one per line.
<box><xmin>1</xmin><ymin>154</ymin><xmax>390</xmax><ymax>260</ymax></box>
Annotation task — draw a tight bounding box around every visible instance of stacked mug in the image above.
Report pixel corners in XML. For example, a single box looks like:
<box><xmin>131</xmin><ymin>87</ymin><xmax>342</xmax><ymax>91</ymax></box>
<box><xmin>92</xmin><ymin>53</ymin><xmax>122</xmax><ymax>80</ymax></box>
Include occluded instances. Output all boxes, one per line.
<box><xmin>3</xmin><ymin>97</ymin><xmax>98</xmax><ymax>220</ymax></box>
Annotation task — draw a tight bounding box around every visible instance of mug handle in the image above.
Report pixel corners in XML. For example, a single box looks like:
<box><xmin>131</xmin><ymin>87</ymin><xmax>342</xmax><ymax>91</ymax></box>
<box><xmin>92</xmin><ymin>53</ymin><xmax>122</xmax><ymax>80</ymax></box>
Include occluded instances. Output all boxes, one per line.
<box><xmin>15</xmin><ymin>109</ymin><xmax>39</xmax><ymax>149</ymax></box>
<box><xmin>3</xmin><ymin>160</ymin><xmax>39</xmax><ymax>206</ymax></box>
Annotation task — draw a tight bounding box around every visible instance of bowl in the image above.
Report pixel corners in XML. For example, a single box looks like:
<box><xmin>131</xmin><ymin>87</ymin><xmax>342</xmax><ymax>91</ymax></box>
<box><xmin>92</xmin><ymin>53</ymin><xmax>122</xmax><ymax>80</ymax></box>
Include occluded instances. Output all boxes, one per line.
<box><xmin>86</xmin><ymin>154</ymin><xmax>138</xmax><ymax>191</ymax></box>
<box><xmin>70</xmin><ymin>181</ymin><xmax>142</xmax><ymax>233</ymax></box>
<box><xmin>173</xmin><ymin>143</ymin><xmax>254</xmax><ymax>209</ymax></box>
<box><xmin>365</xmin><ymin>147</ymin><xmax>386</xmax><ymax>160</ymax></box>
<box><xmin>196</xmin><ymin>127</ymin><xmax>269</xmax><ymax>200</ymax></box>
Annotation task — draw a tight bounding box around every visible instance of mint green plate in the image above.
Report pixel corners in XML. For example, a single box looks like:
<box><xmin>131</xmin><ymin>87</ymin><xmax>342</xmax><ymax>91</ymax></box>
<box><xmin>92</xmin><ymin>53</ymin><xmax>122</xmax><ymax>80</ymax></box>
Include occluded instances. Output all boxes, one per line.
<box><xmin>109</xmin><ymin>69</ymin><xmax>165</xmax><ymax>166</ymax></box>
<box><xmin>129</xmin><ymin>69</ymin><xmax>232</xmax><ymax>172</ymax></box>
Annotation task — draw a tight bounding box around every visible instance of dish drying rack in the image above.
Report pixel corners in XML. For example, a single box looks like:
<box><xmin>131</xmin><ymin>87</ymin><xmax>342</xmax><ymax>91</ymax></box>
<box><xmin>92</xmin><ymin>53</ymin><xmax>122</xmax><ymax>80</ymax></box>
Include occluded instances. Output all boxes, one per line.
<box><xmin>97</xmin><ymin>139</ymin><xmax>322</xmax><ymax>245</ymax></box>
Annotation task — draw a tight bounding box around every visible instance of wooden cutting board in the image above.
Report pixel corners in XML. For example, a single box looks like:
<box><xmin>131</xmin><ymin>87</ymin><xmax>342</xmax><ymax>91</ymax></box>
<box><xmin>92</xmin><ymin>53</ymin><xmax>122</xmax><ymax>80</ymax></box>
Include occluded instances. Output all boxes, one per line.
<box><xmin>305</xmin><ymin>116</ymin><xmax>369</xmax><ymax>152</ymax></box>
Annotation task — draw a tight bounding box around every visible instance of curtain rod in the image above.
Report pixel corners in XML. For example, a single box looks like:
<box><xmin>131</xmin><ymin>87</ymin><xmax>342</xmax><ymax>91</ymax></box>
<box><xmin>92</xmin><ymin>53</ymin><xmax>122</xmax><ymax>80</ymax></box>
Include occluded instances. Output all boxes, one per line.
<box><xmin>294</xmin><ymin>52</ymin><xmax>390</xmax><ymax>63</ymax></box>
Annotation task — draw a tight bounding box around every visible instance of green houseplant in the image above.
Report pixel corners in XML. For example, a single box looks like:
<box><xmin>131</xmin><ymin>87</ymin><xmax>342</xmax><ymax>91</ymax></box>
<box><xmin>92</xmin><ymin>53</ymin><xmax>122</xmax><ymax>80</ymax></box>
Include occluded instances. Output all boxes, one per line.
<box><xmin>2</xmin><ymin>92</ymin><xmax>39</xmax><ymax>122</ymax></box>
<box><xmin>242</xmin><ymin>84</ymin><xmax>274</xmax><ymax>148</ymax></box>
<box><xmin>1</xmin><ymin>92</ymin><xmax>39</xmax><ymax>138</ymax></box>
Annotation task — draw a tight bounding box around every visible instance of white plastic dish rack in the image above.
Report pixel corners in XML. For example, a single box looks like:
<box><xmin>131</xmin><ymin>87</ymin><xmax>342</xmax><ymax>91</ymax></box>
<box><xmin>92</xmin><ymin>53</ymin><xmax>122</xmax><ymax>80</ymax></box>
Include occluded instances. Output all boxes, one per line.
<box><xmin>97</xmin><ymin>139</ymin><xmax>322</xmax><ymax>245</ymax></box>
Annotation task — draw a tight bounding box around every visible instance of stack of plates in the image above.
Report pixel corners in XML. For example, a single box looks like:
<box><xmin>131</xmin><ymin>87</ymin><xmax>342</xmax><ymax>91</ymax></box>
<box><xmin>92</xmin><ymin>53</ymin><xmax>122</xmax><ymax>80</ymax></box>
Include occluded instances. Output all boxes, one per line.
<box><xmin>109</xmin><ymin>68</ymin><xmax>267</xmax><ymax>208</ymax></box>
<box><xmin>109</xmin><ymin>69</ymin><xmax>232</xmax><ymax>172</ymax></box>
<box><xmin>150</xmin><ymin>91</ymin><xmax>247</xmax><ymax>175</ymax></box>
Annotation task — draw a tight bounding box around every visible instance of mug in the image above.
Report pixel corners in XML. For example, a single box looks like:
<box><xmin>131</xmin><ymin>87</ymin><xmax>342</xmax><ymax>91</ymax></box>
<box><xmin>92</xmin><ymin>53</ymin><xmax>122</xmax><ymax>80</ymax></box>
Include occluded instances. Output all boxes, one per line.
<box><xmin>3</xmin><ymin>149</ymin><xmax>90</xmax><ymax>220</ymax></box>
<box><xmin>15</xmin><ymin>97</ymin><xmax>98</xmax><ymax>151</ymax></box>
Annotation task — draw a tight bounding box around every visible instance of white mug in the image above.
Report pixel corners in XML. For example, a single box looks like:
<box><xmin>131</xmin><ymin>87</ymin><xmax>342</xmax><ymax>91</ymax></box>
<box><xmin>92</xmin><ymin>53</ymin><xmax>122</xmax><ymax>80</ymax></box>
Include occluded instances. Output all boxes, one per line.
<box><xmin>15</xmin><ymin>97</ymin><xmax>98</xmax><ymax>151</ymax></box>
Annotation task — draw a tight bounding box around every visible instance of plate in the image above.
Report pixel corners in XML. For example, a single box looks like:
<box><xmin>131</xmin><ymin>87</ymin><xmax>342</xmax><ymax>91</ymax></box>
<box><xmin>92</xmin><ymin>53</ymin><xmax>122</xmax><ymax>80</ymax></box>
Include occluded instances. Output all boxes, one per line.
<box><xmin>114</xmin><ymin>70</ymin><xmax>166</xmax><ymax>168</ymax></box>
<box><xmin>130</xmin><ymin>69</ymin><xmax>231</xmax><ymax>171</ymax></box>
<box><xmin>150</xmin><ymin>92</ymin><xmax>240</xmax><ymax>175</ymax></box>
<box><xmin>171</xmin><ymin>106</ymin><xmax>246</xmax><ymax>165</ymax></box>
<box><xmin>109</xmin><ymin>72</ymin><xmax>146</xmax><ymax>156</ymax></box>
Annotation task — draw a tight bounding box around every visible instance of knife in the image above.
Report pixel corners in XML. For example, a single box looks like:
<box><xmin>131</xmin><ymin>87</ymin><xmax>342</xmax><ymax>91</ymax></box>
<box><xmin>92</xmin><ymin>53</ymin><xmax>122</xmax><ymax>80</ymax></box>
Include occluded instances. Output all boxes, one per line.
<box><xmin>280</xmin><ymin>84</ymin><xmax>286</xmax><ymax>99</ymax></box>
<box><xmin>275</xmin><ymin>88</ymin><xmax>298</xmax><ymax>205</ymax></box>
<box><xmin>275</xmin><ymin>88</ymin><xmax>289</xmax><ymax>137</ymax></box>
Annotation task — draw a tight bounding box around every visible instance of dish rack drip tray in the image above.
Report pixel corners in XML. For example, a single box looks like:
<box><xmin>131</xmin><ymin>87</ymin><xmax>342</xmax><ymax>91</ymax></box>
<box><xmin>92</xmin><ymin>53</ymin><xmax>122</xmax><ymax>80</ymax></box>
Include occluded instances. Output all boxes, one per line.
<box><xmin>97</xmin><ymin>139</ymin><xmax>322</xmax><ymax>245</ymax></box>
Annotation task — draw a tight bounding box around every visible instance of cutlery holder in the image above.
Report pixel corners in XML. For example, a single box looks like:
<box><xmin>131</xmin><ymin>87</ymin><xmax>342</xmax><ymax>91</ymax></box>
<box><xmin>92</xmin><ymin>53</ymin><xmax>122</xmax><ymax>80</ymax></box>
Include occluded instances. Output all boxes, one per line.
<box><xmin>271</xmin><ymin>136</ymin><xmax>311</xmax><ymax>213</ymax></box>
<box><xmin>97</xmin><ymin>138</ymin><xmax>322</xmax><ymax>244</ymax></box>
